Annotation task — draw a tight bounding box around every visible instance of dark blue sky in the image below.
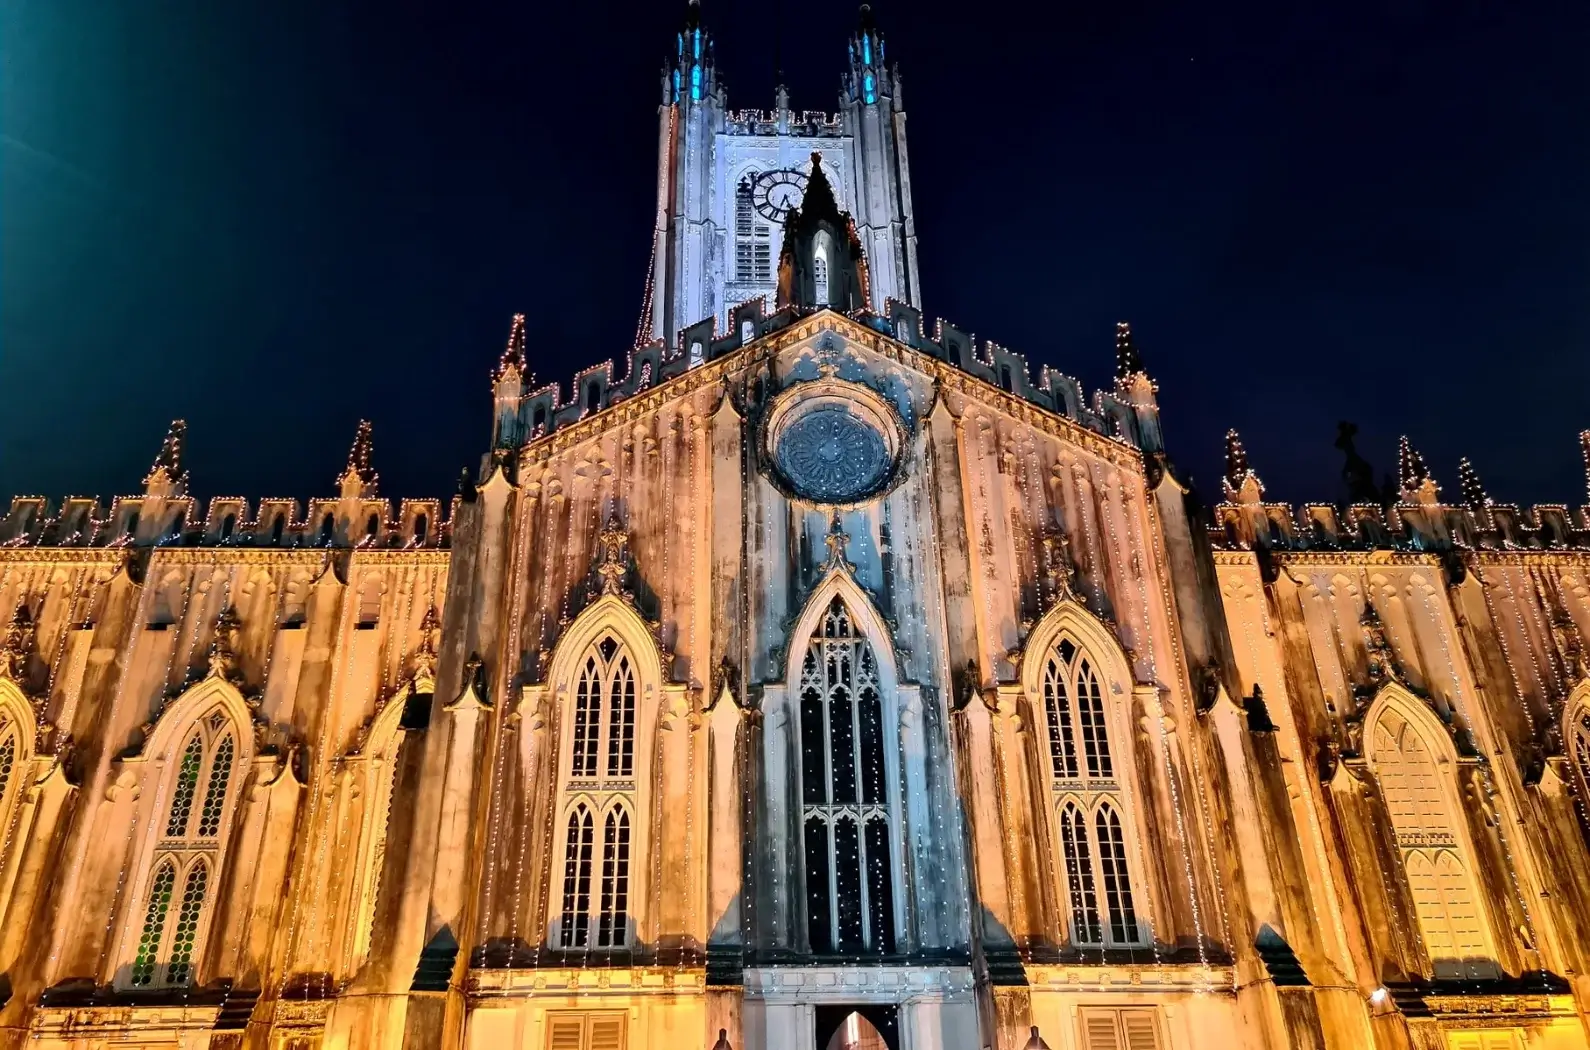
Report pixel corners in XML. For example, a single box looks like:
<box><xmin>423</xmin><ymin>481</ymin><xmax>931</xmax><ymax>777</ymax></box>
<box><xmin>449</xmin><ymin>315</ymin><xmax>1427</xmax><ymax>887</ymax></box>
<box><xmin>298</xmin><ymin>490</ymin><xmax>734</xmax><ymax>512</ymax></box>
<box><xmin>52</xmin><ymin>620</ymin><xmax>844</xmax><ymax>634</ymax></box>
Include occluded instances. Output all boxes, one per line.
<box><xmin>3</xmin><ymin>1</ymin><xmax>1587</xmax><ymax>513</ymax></box>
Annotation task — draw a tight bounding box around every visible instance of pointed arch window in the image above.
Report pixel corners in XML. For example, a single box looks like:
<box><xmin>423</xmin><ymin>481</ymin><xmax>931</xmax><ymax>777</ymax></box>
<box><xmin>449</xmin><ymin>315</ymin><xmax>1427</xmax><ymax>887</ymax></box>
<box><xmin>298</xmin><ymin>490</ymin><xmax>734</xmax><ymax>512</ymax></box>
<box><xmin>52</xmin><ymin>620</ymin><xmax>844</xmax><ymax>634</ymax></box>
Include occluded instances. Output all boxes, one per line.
<box><xmin>556</xmin><ymin>633</ymin><xmax>639</xmax><ymax>950</ymax></box>
<box><xmin>799</xmin><ymin>597</ymin><xmax>896</xmax><ymax>954</ymax></box>
<box><xmin>127</xmin><ymin>707</ymin><xmax>241</xmax><ymax>988</ymax></box>
<box><xmin>1036</xmin><ymin>634</ymin><xmax>1143</xmax><ymax>948</ymax></box>
<box><xmin>1371</xmin><ymin>707</ymin><xmax>1494</xmax><ymax>979</ymax></box>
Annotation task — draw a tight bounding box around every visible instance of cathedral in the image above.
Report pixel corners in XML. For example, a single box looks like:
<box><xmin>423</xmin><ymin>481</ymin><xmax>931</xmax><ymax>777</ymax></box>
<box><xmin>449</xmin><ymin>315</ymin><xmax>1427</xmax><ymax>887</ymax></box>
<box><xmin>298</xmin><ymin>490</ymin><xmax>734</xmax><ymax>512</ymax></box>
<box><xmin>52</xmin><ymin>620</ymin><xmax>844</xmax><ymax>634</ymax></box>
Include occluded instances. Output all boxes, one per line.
<box><xmin>3</xmin><ymin>5</ymin><xmax>1590</xmax><ymax>1049</ymax></box>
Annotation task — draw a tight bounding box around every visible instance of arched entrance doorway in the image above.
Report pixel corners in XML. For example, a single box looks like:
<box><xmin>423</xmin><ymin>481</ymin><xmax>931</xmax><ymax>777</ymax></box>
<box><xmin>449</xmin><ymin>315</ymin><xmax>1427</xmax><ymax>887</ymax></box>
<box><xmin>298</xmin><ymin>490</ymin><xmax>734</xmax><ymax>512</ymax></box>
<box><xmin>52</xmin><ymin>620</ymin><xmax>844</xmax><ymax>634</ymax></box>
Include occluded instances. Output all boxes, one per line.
<box><xmin>816</xmin><ymin>1006</ymin><xmax>898</xmax><ymax>1050</ymax></box>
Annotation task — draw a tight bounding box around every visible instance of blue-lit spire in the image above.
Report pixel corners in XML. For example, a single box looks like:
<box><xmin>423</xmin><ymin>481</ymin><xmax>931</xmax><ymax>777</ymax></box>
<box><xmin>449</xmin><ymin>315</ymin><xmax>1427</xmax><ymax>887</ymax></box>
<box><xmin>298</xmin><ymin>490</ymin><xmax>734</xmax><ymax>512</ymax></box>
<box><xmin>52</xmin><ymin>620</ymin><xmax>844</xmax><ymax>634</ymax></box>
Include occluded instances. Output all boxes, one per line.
<box><xmin>845</xmin><ymin>4</ymin><xmax>890</xmax><ymax>106</ymax></box>
<box><xmin>666</xmin><ymin>0</ymin><xmax>715</xmax><ymax>105</ymax></box>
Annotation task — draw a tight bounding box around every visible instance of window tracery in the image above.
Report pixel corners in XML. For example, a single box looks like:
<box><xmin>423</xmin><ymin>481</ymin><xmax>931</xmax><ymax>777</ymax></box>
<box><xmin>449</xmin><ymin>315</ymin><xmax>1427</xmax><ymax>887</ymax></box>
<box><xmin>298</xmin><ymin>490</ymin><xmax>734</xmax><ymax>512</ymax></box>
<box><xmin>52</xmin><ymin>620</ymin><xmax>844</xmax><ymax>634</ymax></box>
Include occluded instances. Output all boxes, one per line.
<box><xmin>800</xmin><ymin>596</ymin><xmax>895</xmax><ymax>954</ymax></box>
<box><xmin>1035</xmin><ymin>631</ymin><xmax>1143</xmax><ymax>948</ymax></box>
<box><xmin>556</xmin><ymin>632</ymin><xmax>639</xmax><ymax>950</ymax></box>
<box><xmin>1370</xmin><ymin>701</ymin><xmax>1494</xmax><ymax>979</ymax></box>
<box><xmin>124</xmin><ymin>697</ymin><xmax>244</xmax><ymax>990</ymax></box>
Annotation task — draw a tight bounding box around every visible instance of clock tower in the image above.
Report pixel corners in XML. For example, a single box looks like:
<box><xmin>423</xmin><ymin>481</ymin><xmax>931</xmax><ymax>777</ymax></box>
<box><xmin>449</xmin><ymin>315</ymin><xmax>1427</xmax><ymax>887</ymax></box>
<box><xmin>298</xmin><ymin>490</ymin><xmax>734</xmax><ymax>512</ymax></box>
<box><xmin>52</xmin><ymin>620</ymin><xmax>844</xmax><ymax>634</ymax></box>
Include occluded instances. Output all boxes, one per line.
<box><xmin>646</xmin><ymin>2</ymin><xmax>921</xmax><ymax>351</ymax></box>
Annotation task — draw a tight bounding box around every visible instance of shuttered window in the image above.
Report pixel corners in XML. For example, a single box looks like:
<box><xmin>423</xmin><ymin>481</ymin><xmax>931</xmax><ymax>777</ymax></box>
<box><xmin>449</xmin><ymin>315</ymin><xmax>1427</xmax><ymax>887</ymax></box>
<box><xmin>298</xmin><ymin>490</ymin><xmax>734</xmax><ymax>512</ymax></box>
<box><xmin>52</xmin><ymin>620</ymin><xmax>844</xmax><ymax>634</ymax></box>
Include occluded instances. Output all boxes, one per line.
<box><xmin>1079</xmin><ymin>1008</ymin><xmax>1161</xmax><ymax>1050</ymax></box>
<box><xmin>545</xmin><ymin>1012</ymin><xmax>627</xmax><ymax>1050</ymax></box>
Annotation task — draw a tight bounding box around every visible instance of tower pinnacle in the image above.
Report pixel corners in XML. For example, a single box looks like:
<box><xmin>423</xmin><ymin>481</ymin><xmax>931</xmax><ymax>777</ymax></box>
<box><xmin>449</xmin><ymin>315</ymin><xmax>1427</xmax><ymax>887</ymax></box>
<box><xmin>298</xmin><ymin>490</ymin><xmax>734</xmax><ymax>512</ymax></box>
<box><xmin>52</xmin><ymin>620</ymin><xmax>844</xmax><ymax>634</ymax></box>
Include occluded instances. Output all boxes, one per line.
<box><xmin>1397</xmin><ymin>436</ymin><xmax>1439</xmax><ymax>504</ymax></box>
<box><xmin>1222</xmin><ymin>429</ymin><xmax>1265</xmax><ymax>504</ymax></box>
<box><xmin>144</xmin><ymin>419</ymin><xmax>189</xmax><ymax>497</ymax></box>
<box><xmin>1458</xmin><ymin>457</ymin><xmax>1490</xmax><ymax>511</ymax></box>
<box><xmin>339</xmin><ymin>420</ymin><xmax>379</xmax><ymax>499</ymax></box>
<box><xmin>1115</xmin><ymin>322</ymin><xmax>1146</xmax><ymax>381</ymax></box>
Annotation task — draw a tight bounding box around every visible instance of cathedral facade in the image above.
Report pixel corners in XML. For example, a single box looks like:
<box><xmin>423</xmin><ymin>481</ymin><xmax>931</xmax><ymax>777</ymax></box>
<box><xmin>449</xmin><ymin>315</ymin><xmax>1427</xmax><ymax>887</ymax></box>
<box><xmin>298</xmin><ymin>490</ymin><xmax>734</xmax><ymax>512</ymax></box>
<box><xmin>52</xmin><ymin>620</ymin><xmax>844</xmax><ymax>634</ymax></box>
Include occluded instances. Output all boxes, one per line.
<box><xmin>2</xmin><ymin>6</ymin><xmax>1589</xmax><ymax>1050</ymax></box>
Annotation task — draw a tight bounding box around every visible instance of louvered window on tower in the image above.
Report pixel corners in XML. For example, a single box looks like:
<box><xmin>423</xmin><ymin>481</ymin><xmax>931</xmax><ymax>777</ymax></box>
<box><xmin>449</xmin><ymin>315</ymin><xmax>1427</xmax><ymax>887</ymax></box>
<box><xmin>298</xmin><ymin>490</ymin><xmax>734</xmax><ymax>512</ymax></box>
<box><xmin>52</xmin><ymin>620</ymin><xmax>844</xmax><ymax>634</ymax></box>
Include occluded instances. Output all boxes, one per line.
<box><xmin>735</xmin><ymin>179</ymin><xmax>772</xmax><ymax>284</ymax></box>
<box><xmin>1078</xmin><ymin>1007</ymin><xmax>1162</xmax><ymax>1050</ymax></box>
<box><xmin>1039</xmin><ymin>636</ymin><xmax>1144</xmax><ymax>948</ymax></box>
<box><xmin>556</xmin><ymin>634</ymin><xmax>637</xmax><ymax>950</ymax></box>
<box><xmin>800</xmin><ymin>597</ymin><xmax>896</xmax><ymax>955</ymax></box>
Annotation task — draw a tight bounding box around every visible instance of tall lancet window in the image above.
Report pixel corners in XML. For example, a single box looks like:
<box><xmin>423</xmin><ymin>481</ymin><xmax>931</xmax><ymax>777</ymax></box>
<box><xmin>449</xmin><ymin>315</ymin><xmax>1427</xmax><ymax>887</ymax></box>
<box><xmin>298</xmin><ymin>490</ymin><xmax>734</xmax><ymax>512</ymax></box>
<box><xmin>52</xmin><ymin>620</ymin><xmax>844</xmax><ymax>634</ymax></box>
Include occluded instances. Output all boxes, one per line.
<box><xmin>1371</xmin><ymin>702</ymin><xmax>1494</xmax><ymax>979</ymax></box>
<box><xmin>557</xmin><ymin>634</ymin><xmax>636</xmax><ymax>949</ymax></box>
<box><xmin>130</xmin><ymin>708</ymin><xmax>239</xmax><ymax>988</ymax></box>
<box><xmin>1570</xmin><ymin>706</ymin><xmax>1590</xmax><ymax>808</ymax></box>
<box><xmin>800</xmin><ymin>597</ymin><xmax>895</xmax><ymax>954</ymax></box>
<box><xmin>1039</xmin><ymin>636</ymin><xmax>1143</xmax><ymax>947</ymax></box>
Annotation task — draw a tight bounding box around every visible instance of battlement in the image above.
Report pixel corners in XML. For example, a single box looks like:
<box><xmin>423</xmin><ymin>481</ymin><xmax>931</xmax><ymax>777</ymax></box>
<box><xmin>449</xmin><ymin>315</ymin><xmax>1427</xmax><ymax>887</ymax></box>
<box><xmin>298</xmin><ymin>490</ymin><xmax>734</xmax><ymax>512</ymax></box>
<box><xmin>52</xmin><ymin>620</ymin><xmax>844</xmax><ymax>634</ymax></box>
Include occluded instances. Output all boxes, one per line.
<box><xmin>724</xmin><ymin>108</ymin><xmax>845</xmax><ymax>137</ymax></box>
<box><xmin>1214</xmin><ymin>430</ymin><xmax>1590</xmax><ymax>555</ymax></box>
<box><xmin>493</xmin><ymin>299</ymin><xmax>1161</xmax><ymax>460</ymax></box>
<box><xmin>0</xmin><ymin>419</ymin><xmax>452</xmax><ymax>553</ymax></box>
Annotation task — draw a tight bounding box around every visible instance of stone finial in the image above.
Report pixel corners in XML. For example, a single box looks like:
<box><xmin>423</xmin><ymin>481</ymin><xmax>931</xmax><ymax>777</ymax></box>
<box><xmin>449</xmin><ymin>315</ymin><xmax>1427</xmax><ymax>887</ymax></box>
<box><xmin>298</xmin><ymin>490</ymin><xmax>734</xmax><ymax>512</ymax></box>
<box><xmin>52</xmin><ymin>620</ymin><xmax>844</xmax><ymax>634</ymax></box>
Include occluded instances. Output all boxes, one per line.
<box><xmin>1042</xmin><ymin>530</ymin><xmax>1080</xmax><ymax>603</ymax></box>
<box><xmin>1114</xmin><ymin>322</ymin><xmax>1145</xmax><ymax>381</ymax></box>
<box><xmin>207</xmin><ymin>606</ymin><xmax>242</xmax><ymax>681</ymax></box>
<box><xmin>823</xmin><ymin>512</ymin><xmax>852</xmax><ymax>572</ymax></box>
<box><xmin>338</xmin><ymin>420</ymin><xmax>379</xmax><ymax>499</ymax></box>
<box><xmin>410</xmin><ymin>605</ymin><xmax>441</xmax><ymax>683</ymax></box>
<box><xmin>1360</xmin><ymin>601</ymin><xmax>1401</xmax><ymax>690</ymax></box>
<box><xmin>595</xmin><ymin>517</ymin><xmax>631</xmax><ymax>596</ymax></box>
<box><xmin>1023</xmin><ymin>1026</ymin><xmax>1052</xmax><ymax>1050</ymax></box>
<box><xmin>0</xmin><ymin>604</ymin><xmax>37</xmax><ymax>683</ymax></box>
<box><xmin>1397</xmin><ymin>435</ymin><xmax>1439</xmax><ymax>505</ymax></box>
<box><xmin>497</xmin><ymin>313</ymin><xmax>528</xmax><ymax>382</ymax></box>
<box><xmin>1222</xmin><ymin>428</ymin><xmax>1265</xmax><ymax>504</ymax></box>
<box><xmin>144</xmin><ymin>419</ymin><xmax>189</xmax><ymax>497</ymax></box>
<box><xmin>1457</xmin><ymin>456</ymin><xmax>1490</xmax><ymax>511</ymax></box>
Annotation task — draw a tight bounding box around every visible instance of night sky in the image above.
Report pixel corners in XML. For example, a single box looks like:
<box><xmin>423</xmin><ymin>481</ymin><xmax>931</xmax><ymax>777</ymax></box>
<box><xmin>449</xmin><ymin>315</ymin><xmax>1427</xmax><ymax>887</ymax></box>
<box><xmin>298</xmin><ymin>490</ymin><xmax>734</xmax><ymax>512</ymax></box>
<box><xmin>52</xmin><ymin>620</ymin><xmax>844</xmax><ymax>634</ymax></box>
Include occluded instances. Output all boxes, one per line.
<box><xmin>3</xmin><ymin>1</ymin><xmax>1587</xmax><ymax>516</ymax></box>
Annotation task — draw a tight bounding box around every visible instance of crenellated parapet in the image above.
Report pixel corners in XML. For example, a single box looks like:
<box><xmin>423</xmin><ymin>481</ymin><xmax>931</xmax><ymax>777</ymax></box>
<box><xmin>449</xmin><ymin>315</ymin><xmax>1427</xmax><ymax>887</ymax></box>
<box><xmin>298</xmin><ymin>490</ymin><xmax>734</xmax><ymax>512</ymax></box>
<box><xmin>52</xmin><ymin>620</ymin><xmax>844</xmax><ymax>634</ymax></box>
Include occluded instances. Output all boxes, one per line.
<box><xmin>1215</xmin><ymin>429</ymin><xmax>1590</xmax><ymax>555</ymax></box>
<box><xmin>0</xmin><ymin>419</ymin><xmax>451</xmax><ymax>552</ymax></box>
<box><xmin>491</xmin><ymin>298</ymin><xmax>1167</xmax><ymax>460</ymax></box>
<box><xmin>724</xmin><ymin>108</ymin><xmax>844</xmax><ymax>137</ymax></box>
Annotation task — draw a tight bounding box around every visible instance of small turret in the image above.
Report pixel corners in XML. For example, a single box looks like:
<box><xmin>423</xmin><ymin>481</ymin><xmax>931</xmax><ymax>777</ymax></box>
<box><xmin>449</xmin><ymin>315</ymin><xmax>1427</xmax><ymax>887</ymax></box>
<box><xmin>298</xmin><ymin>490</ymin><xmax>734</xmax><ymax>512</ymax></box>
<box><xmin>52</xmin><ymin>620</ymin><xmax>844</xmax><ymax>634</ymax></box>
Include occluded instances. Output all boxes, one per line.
<box><xmin>144</xmin><ymin>419</ymin><xmax>189</xmax><ymax>499</ymax></box>
<box><xmin>1223</xmin><ymin>429</ymin><xmax>1265</xmax><ymax>504</ymax></box>
<box><xmin>776</xmin><ymin>153</ymin><xmax>870</xmax><ymax>313</ymax></box>
<box><xmin>1397</xmin><ymin>435</ymin><xmax>1439</xmax><ymax>505</ymax></box>
<box><xmin>338</xmin><ymin>420</ymin><xmax>380</xmax><ymax>500</ymax></box>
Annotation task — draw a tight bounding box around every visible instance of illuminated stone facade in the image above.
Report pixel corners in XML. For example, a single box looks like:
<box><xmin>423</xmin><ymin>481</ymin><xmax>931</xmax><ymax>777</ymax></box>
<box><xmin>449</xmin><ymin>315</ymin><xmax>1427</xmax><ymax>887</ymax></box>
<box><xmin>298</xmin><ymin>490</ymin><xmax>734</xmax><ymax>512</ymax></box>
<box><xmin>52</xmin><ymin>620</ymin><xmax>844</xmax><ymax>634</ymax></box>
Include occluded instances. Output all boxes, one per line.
<box><xmin>2</xmin><ymin>7</ymin><xmax>1589</xmax><ymax>1050</ymax></box>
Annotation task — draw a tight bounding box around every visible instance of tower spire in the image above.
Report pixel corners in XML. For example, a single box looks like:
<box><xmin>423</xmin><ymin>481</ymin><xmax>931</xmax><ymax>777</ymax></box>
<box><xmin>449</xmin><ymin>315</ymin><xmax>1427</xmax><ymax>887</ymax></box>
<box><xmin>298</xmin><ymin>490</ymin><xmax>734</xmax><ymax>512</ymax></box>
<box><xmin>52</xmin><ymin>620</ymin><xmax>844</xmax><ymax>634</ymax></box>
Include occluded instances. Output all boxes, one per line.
<box><xmin>143</xmin><ymin>419</ymin><xmax>189</xmax><ymax>497</ymax></box>
<box><xmin>668</xmin><ymin>0</ymin><xmax>715</xmax><ymax>105</ymax></box>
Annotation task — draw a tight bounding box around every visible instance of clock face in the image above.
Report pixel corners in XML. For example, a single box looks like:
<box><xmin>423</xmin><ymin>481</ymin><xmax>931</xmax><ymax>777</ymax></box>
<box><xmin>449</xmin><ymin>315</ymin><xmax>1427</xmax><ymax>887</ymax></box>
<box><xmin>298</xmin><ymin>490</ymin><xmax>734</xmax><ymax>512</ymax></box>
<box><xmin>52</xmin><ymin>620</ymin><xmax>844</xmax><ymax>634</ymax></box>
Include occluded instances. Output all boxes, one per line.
<box><xmin>751</xmin><ymin>168</ymin><xmax>810</xmax><ymax>224</ymax></box>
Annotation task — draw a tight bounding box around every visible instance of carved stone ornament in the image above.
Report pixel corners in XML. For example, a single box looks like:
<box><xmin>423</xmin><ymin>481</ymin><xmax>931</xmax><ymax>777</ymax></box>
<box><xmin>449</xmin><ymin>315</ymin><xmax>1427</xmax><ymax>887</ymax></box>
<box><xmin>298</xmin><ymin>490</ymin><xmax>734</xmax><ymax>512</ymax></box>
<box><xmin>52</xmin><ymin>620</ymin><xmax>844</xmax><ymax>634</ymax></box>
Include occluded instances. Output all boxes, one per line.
<box><xmin>0</xmin><ymin>603</ymin><xmax>37</xmax><ymax>685</ymax></box>
<box><xmin>207</xmin><ymin>605</ymin><xmax>243</xmax><ymax>683</ymax></box>
<box><xmin>408</xmin><ymin>604</ymin><xmax>442</xmax><ymax>684</ymax></box>
<box><xmin>595</xmin><ymin>516</ymin><xmax>631</xmax><ymax>597</ymax></box>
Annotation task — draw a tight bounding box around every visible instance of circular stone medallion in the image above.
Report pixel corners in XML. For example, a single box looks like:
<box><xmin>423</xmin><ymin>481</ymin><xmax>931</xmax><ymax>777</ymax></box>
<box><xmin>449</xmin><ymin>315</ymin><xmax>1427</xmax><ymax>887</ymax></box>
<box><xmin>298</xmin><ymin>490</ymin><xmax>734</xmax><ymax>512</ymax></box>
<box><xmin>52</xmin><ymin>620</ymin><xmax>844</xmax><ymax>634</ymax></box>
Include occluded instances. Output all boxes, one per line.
<box><xmin>773</xmin><ymin>402</ymin><xmax>893</xmax><ymax>504</ymax></box>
